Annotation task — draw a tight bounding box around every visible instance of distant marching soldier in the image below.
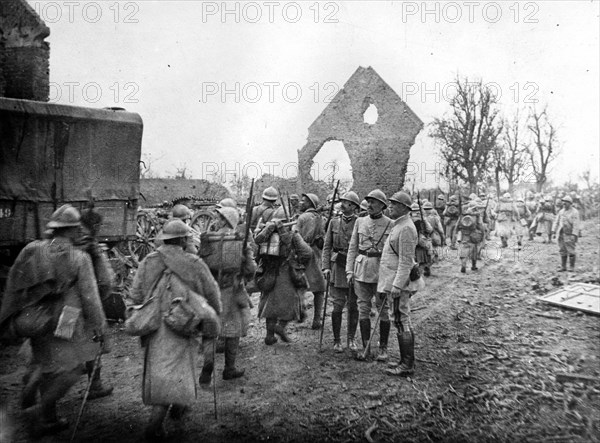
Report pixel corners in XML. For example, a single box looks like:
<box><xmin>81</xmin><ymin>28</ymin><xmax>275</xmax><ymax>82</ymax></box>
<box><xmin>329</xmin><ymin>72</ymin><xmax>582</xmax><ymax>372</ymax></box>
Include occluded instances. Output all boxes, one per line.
<box><xmin>423</xmin><ymin>201</ymin><xmax>445</xmax><ymax>262</ymax></box>
<box><xmin>434</xmin><ymin>194</ymin><xmax>446</xmax><ymax>231</ymax></box>
<box><xmin>456</xmin><ymin>202</ymin><xmax>486</xmax><ymax>273</ymax></box>
<box><xmin>495</xmin><ymin>193</ymin><xmax>517</xmax><ymax>248</ymax></box>
<box><xmin>552</xmin><ymin>195</ymin><xmax>581</xmax><ymax>272</ymax></box>
<box><xmin>514</xmin><ymin>195</ymin><xmax>532</xmax><ymax>248</ymax></box>
<box><xmin>322</xmin><ymin>191</ymin><xmax>360</xmax><ymax>353</ymax></box>
<box><xmin>251</xmin><ymin>186</ymin><xmax>279</xmax><ymax>231</ymax></box>
<box><xmin>443</xmin><ymin>195</ymin><xmax>460</xmax><ymax>249</ymax></box>
<box><xmin>525</xmin><ymin>192</ymin><xmax>538</xmax><ymax>240</ymax></box>
<box><xmin>534</xmin><ymin>196</ymin><xmax>556</xmax><ymax>243</ymax></box>
<box><xmin>345</xmin><ymin>190</ymin><xmax>392</xmax><ymax>361</ymax></box>
<box><xmin>378</xmin><ymin>192</ymin><xmax>425</xmax><ymax>377</ymax></box>
<box><xmin>155</xmin><ymin>204</ymin><xmax>199</xmax><ymax>254</ymax></box>
<box><xmin>411</xmin><ymin>203</ymin><xmax>434</xmax><ymax>277</ymax></box>
<box><xmin>295</xmin><ymin>193</ymin><xmax>327</xmax><ymax>329</ymax></box>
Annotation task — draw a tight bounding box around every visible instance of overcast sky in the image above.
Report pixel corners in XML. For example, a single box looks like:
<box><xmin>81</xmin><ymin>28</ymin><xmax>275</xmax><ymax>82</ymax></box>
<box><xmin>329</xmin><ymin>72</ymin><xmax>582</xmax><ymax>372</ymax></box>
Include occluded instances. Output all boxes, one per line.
<box><xmin>35</xmin><ymin>0</ymin><xmax>599</xmax><ymax>190</ymax></box>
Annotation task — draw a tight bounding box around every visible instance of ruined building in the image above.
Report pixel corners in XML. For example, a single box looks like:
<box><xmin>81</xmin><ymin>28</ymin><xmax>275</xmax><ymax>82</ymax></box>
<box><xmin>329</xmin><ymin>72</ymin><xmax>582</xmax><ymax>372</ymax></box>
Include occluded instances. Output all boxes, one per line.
<box><xmin>0</xmin><ymin>0</ymin><xmax>50</xmax><ymax>101</ymax></box>
<box><xmin>298</xmin><ymin>66</ymin><xmax>423</xmax><ymax>199</ymax></box>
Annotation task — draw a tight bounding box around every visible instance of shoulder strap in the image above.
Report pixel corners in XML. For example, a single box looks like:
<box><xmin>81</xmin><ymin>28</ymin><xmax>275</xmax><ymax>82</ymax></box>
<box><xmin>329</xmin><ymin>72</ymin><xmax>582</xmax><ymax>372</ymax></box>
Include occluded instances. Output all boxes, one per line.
<box><xmin>373</xmin><ymin>221</ymin><xmax>391</xmax><ymax>249</ymax></box>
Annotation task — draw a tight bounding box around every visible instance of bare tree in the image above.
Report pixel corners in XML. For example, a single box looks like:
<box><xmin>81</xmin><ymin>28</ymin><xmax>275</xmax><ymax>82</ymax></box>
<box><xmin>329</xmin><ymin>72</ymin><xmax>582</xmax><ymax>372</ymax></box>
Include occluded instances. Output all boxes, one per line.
<box><xmin>430</xmin><ymin>77</ymin><xmax>503</xmax><ymax>193</ymax></box>
<box><xmin>140</xmin><ymin>152</ymin><xmax>165</xmax><ymax>179</ymax></box>
<box><xmin>527</xmin><ymin>106</ymin><xmax>559</xmax><ymax>192</ymax></box>
<box><xmin>174</xmin><ymin>163</ymin><xmax>190</xmax><ymax>179</ymax></box>
<box><xmin>580</xmin><ymin>169</ymin><xmax>593</xmax><ymax>191</ymax></box>
<box><xmin>494</xmin><ymin>110</ymin><xmax>529</xmax><ymax>193</ymax></box>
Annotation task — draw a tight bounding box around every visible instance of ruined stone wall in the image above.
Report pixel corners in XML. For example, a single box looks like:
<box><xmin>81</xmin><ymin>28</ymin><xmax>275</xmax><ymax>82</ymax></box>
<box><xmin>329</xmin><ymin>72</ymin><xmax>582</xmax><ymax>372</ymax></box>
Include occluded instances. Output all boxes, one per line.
<box><xmin>0</xmin><ymin>0</ymin><xmax>50</xmax><ymax>101</ymax></box>
<box><xmin>298</xmin><ymin>67</ymin><xmax>423</xmax><ymax>200</ymax></box>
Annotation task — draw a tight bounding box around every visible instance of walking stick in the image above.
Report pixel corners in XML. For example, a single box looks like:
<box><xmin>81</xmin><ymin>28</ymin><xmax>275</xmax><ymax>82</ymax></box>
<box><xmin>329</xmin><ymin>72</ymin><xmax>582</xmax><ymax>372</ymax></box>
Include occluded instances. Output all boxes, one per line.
<box><xmin>212</xmin><ymin>339</ymin><xmax>218</xmax><ymax>420</ymax></box>
<box><xmin>70</xmin><ymin>346</ymin><xmax>102</xmax><ymax>442</ymax></box>
<box><xmin>361</xmin><ymin>296</ymin><xmax>387</xmax><ymax>360</ymax></box>
<box><xmin>318</xmin><ymin>273</ymin><xmax>331</xmax><ymax>352</ymax></box>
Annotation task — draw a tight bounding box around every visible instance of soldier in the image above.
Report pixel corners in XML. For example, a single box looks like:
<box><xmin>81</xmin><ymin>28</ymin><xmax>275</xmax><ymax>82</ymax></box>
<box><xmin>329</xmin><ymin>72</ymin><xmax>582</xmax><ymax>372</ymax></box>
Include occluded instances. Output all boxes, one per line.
<box><xmin>514</xmin><ymin>195</ymin><xmax>532</xmax><ymax>248</ymax></box>
<box><xmin>456</xmin><ymin>202</ymin><xmax>486</xmax><ymax>273</ymax></box>
<box><xmin>255</xmin><ymin>208</ymin><xmax>313</xmax><ymax>344</ymax></box>
<box><xmin>199</xmin><ymin>207</ymin><xmax>256</xmax><ymax>386</ymax></box>
<box><xmin>378</xmin><ymin>192</ymin><xmax>424</xmax><ymax>377</ymax></box>
<box><xmin>423</xmin><ymin>201</ymin><xmax>445</xmax><ymax>262</ymax></box>
<box><xmin>358</xmin><ymin>199</ymin><xmax>369</xmax><ymax>217</ymax></box>
<box><xmin>434</xmin><ymin>194</ymin><xmax>446</xmax><ymax>228</ymax></box>
<box><xmin>443</xmin><ymin>195</ymin><xmax>460</xmax><ymax>249</ymax></box>
<box><xmin>0</xmin><ymin>205</ymin><xmax>108</xmax><ymax>437</ymax></box>
<box><xmin>525</xmin><ymin>192</ymin><xmax>538</xmax><ymax>240</ymax></box>
<box><xmin>156</xmin><ymin>204</ymin><xmax>199</xmax><ymax>254</ymax></box>
<box><xmin>533</xmin><ymin>196</ymin><xmax>556</xmax><ymax>243</ymax></box>
<box><xmin>251</xmin><ymin>187</ymin><xmax>278</xmax><ymax>231</ymax></box>
<box><xmin>345</xmin><ymin>190</ymin><xmax>392</xmax><ymax>361</ymax></box>
<box><xmin>322</xmin><ymin>191</ymin><xmax>360</xmax><ymax>353</ymax></box>
<box><xmin>289</xmin><ymin>194</ymin><xmax>301</xmax><ymax>220</ymax></box>
<box><xmin>495</xmin><ymin>193</ymin><xmax>517</xmax><ymax>248</ymax></box>
<box><xmin>295</xmin><ymin>193</ymin><xmax>327</xmax><ymax>329</ymax></box>
<box><xmin>411</xmin><ymin>203</ymin><xmax>434</xmax><ymax>277</ymax></box>
<box><xmin>552</xmin><ymin>195</ymin><xmax>580</xmax><ymax>272</ymax></box>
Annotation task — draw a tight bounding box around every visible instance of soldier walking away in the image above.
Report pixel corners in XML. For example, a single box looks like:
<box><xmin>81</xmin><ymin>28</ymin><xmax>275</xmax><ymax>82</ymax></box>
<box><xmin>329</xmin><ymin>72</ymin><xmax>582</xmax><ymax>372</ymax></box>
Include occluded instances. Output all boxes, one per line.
<box><xmin>155</xmin><ymin>204</ymin><xmax>200</xmax><ymax>254</ymax></box>
<box><xmin>411</xmin><ymin>203</ymin><xmax>434</xmax><ymax>277</ymax></box>
<box><xmin>378</xmin><ymin>192</ymin><xmax>425</xmax><ymax>377</ymax></box>
<box><xmin>534</xmin><ymin>196</ymin><xmax>556</xmax><ymax>243</ymax></box>
<box><xmin>345</xmin><ymin>190</ymin><xmax>392</xmax><ymax>361</ymax></box>
<box><xmin>0</xmin><ymin>205</ymin><xmax>109</xmax><ymax>438</ymax></box>
<box><xmin>456</xmin><ymin>203</ymin><xmax>486</xmax><ymax>273</ymax></box>
<box><xmin>514</xmin><ymin>195</ymin><xmax>532</xmax><ymax>249</ymax></box>
<box><xmin>199</xmin><ymin>207</ymin><xmax>256</xmax><ymax>386</ymax></box>
<box><xmin>295</xmin><ymin>193</ymin><xmax>327</xmax><ymax>330</ymax></box>
<box><xmin>495</xmin><ymin>193</ymin><xmax>517</xmax><ymax>248</ymax></box>
<box><xmin>251</xmin><ymin>187</ymin><xmax>279</xmax><ymax>231</ymax></box>
<box><xmin>255</xmin><ymin>209</ymin><xmax>313</xmax><ymax>345</ymax></box>
<box><xmin>423</xmin><ymin>201</ymin><xmax>445</xmax><ymax>264</ymax></box>
<box><xmin>442</xmin><ymin>195</ymin><xmax>460</xmax><ymax>249</ymax></box>
<box><xmin>552</xmin><ymin>195</ymin><xmax>581</xmax><ymax>272</ymax></box>
<box><xmin>322</xmin><ymin>192</ymin><xmax>360</xmax><ymax>353</ymax></box>
<box><xmin>76</xmin><ymin>209</ymin><xmax>116</xmax><ymax>400</ymax></box>
<box><xmin>129</xmin><ymin>220</ymin><xmax>222</xmax><ymax>441</ymax></box>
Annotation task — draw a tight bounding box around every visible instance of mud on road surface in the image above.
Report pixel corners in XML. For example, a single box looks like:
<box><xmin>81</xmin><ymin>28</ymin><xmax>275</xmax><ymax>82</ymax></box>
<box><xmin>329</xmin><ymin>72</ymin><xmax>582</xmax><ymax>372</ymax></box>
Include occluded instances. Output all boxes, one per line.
<box><xmin>1</xmin><ymin>220</ymin><xmax>599</xmax><ymax>442</ymax></box>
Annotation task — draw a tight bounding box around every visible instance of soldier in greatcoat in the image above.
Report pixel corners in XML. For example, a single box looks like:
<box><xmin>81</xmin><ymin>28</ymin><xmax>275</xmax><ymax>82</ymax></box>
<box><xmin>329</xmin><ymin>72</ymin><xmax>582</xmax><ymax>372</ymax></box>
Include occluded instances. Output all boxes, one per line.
<box><xmin>130</xmin><ymin>220</ymin><xmax>222</xmax><ymax>440</ymax></box>
<box><xmin>322</xmin><ymin>191</ymin><xmax>360</xmax><ymax>353</ymax></box>
<box><xmin>0</xmin><ymin>205</ymin><xmax>108</xmax><ymax>437</ymax></box>
<box><xmin>199</xmin><ymin>207</ymin><xmax>256</xmax><ymax>386</ymax></box>
<box><xmin>456</xmin><ymin>203</ymin><xmax>486</xmax><ymax>273</ymax></box>
<box><xmin>345</xmin><ymin>190</ymin><xmax>392</xmax><ymax>361</ymax></box>
<box><xmin>295</xmin><ymin>193</ymin><xmax>327</xmax><ymax>329</ymax></box>
<box><xmin>442</xmin><ymin>195</ymin><xmax>460</xmax><ymax>249</ymax></box>
<box><xmin>255</xmin><ymin>208</ymin><xmax>313</xmax><ymax>344</ymax></box>
<box><xmin>534</xmin><ymin>196</ymin><xmax>556</xmax><ymax>243</ymax></box>
<box><xmin>514</xmin><ymin>196</ymin><xmax>532</xmax><ymax>248</ymax></box>
<box><xmin>251</xmin><ymin>187</ymin><xmax>279</xmax><ymax>231</ymax></box>
<box><xmin>552</xmin><ymin>195</ymin><xmax>581</xmax><ymax>272</ymax></box>
<box><xmin>495</xmin><ymin>193</ymin><xmax>518</xmax><ymax>248</ymax></box>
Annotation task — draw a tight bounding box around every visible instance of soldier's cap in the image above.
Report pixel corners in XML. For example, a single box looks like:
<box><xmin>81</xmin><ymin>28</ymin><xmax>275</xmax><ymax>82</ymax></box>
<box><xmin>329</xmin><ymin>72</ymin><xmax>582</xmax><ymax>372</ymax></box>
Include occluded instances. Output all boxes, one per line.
<box><xmin>389</xmin><ymin>191</ymin><xmax>412</xmax><ymax>208</ymax></box>
<box><xmin>47</xmin><ymin>204</ymin><xmax>81</xmax><ymax>229</ymax></box>
<box><xmin>339</xmin><ymin>191</ymin><xmax>360</xmax><ymax>207</ymax></box>
<box><xmin>158</xmin><ymin>219</ymin><xmax>191</xmax><ymax>240</ymax></box>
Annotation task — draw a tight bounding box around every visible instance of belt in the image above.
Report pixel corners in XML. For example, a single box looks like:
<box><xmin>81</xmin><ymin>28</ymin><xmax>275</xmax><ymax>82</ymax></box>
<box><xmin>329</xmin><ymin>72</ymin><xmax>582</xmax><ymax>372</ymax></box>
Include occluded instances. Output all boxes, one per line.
<box><xmin>358</xmin><ymin>249</ymin><xmax>381</xmax><ymax>258</ymax></box>
<box><xmin>333</xmin><ymin>248</ymin><xmax>347</xmax><ymax>255</ymax></box>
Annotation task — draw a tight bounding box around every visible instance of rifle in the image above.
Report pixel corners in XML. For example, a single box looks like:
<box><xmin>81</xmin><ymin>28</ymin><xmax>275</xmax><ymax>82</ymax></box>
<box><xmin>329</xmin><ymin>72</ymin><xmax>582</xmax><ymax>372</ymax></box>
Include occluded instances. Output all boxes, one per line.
<box><xmin>286</xmin><ymin>192</ymin><xmax>292</xmax><ymax>219</ymax></box>
<box><xmin>417</xmin><ymin>190</ymin><xmax>425</xmax><ymax>224</ymax></box>
<box><xmin>71</xmin><ymin>345</ymin><xmax>102</xmax><ymax>442</ymax></box>
<box><xmin>324</xmin><ymin>180</ymin><xmax>340</xmax><ymax>232</ymax></box>
<box><xmin>277</xmin><ymin>187</ymin><xmax>290</xmax><ymax>222</ymax></box>
<box><xmin>483</xmin><ymin>195</ymin><xmax>489</xmax><ymax>224</ymax></box>
<box><xmin>240</xmin><ymin>179</ymin><xmax>255</xmax><ymax>308</ymax></box>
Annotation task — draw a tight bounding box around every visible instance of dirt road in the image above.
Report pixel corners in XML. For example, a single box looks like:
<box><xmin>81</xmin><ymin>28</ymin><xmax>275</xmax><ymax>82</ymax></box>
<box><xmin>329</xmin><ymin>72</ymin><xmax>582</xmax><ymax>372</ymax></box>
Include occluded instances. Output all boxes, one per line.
<box><xmin>1</xmin><ymin>220</ymin><xmax>599</xmax><ymax>442</ymax></box>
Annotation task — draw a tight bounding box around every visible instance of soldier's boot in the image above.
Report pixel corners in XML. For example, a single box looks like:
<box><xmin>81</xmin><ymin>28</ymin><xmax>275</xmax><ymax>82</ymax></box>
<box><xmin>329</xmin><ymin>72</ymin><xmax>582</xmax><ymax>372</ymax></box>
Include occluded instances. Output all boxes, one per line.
<box><xmin>347</xmin><ymin>309</ymin><xmax>359</xmax><ymax>352</ymax></box>
<box><xmin>199</xmin><ymin>338</ymin><xmax>215</xmax><ymax>385</ymax></box>
<box><xmin>386</xmin><ymin>331</ymin><xmax>415</xmax><ymax>377</ymax></box>
<box><xmin>145</xmin><ymin>405</ymin><xmax>168</xmax><ymax>442</ymax></box>
<box><xmin>331</xmin><ymin>311</ymin><xmax>343</xmax><ymax>352</ymax></box>
<box><xmin>569</xmin><ymin>255</ymin><xmax>576</xmax><ymax>272</ymax></box>
<box><xmin>311</xmin><ymin>292</ymin><xmax>324</xmax><ymax>330</ymax></box>
<box><xmin>265</xmin><ymin>318</ymin><xmax>278</xmax><ymax>345</ymax></box>
<box><xmin>86</xmin><ymin>366</ymin><xmax>114</xmax><ymax>400</ymax></box>
<box><xmin>274</xmin><ymin>320</ymin><xmax>291</xmax><ymax>343</ymax></box>
<box><xmin>223</xmin><ymin>337</ymin><xmax>245</xmax><ymax>380</ymax></box>
<box><xmin>376</xmin><ymin>320</ymin><xmax>391</xmax><ymax>361</ymax></box>
<box><xmin>559</xmin><ymin>256</ymin><xmax>568</xmax><ymax>272</ymax></box>
<box><xmin>355</xmin><ymin>319</ymin><xmax>371</xmax><ymax>360</ymax></box>
<box><xmin>547</xmin><ymin>233</ymin><xmax>553</xmax><ymax>243</ymax></box>
<box><xmin>471</xmin><ymin>259</ymin><xmax>478</xmax><ymax>271</ymax></box>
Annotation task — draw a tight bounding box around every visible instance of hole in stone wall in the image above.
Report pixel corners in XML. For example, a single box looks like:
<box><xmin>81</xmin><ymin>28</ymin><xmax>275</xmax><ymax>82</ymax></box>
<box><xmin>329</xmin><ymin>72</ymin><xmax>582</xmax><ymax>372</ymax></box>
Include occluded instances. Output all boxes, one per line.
<box><xmin>363</xmin><ymin>103</ymin><xmax>378</xmax><ymax>124</ymax></box>
<box><xmin>310</xmin><ymin>140</ymin><xmax>354</xmax><ymax>190</ymax></box>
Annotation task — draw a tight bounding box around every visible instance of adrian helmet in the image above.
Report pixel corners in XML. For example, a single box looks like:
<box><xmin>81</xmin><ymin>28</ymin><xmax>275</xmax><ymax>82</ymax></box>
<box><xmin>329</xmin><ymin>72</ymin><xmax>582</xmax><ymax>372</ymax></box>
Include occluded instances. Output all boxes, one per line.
<box><xmin>365</xmin><ymin>189</ymin><xmax>388</xmax><ymax>208</ymax></box>
<box><xmin>262</xmin><ymin>187</ymin><xmax>278</xmax><ymax>201</ymax></box>
<box><xmin>339</xmin><ymin>191</ymin><xmax>360</xmax><ymax>207</ymax></box>
<box><xmin>158</xmin><ymin>219</ymin><xmax>191</xmax><ymax>240</ymax></box>
<box><xmin>47</xmin><ymin>204</ymin><xmax>81</xmax><ymax>229</ymax></box>
<box><xmin>216</xmin><ymin>207</ymin><xmax>240</xmax><ymax>228</ymax></box>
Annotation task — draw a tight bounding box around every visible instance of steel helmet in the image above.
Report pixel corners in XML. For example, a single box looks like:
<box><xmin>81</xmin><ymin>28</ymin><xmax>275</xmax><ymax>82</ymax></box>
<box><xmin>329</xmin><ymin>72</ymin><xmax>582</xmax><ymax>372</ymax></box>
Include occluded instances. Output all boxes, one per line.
<box><xmin>365</xmin><ymin>189</ymin><xmax>388</xmax><ymax>208</ymax></box>
<box><xmin>339</xmin><ymin>191</ymin><xmax>360</xmax><ymax>207</ymax></box>
<box><xmin>172</xmin><ymin>204</ymin><xmax>192</xmax><ymax>220</ymax></box>
<box><xmin>289</xmin><ymin>194</ymin><xmax>299</xmax><ymax>202</ymax></box>
<box><xmin>47</xmin><ymin>204</ymin><xmax>81</xmax><ymax>228</ymax></box>
<box><xmin>302</xmin><ymin>193</ymin><xmax>320</xmax><ymax>209</ymax></box>
<box><xmin>561</xmin><ymin>195</ymin><xmax>573</xmax><ymax>203</ymax></box>
<box><xmin>410</xmin><ymin>203</ymin><xmax>420</xmax><ymax>212</ymax></box>
<box><xmin>502</xmin><ymin>192</ymin><xmax>511</xmax><ymax>199</ymax></box>
<box><xmin>216</xmin><ymin>207</ymin><xmax>240</xmax><ymax>228</ymax></box>
<box><xmin>423</xmin><ymin>201</ymin><xmax>434</xmax><ymax>210</ymax></box>
<box><xmin>216</xmin><ymin>197</ymin><xmax>237</xmax><ymax>209</ymax></box>
<box><xmin>262</xmin><ymin>187</ymin><xmax>278</xmax><ymax>201</ymax></box>
<box><xmin>449</xmin><ymin>195</ymin><xmax>459</xmax><ymax>204</ymax></box>
<box><xmin>437</xmin><ymin>194</ymin><xmax>446</xmax><ymax>201</ymax></box>
<box><xmin>158</xmin><ymin>219</ymin><xmax>191</xmax><ymax>240</ymax></box>
<box><xmin>359</xmin><ymin>199</ymin><xmax>368</xmax><ymax>211</ymax></box>
<box><xmin>389</xmin><ymin>191</ymin><xmax>412</xmax><ymax>208</ymax></box>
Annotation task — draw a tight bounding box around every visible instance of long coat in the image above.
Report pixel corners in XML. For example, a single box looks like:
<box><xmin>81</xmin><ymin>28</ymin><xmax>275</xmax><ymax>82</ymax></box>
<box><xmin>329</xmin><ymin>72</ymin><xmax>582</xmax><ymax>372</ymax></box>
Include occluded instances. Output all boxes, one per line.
<box><xmin>130</xmin><ymin>245</ymin><xmax>221</xmax><ymax>406</ymax></box>
<box><xmin>322</xmin><ymin>215</ymin><xmax>357</xmax><ymax>289</ymax></box>
<box><xmin>295</xmin><ymin>209</ymin><xmax>326</xmax><ymax>292</ymax></box>
<box><xmin>0</xmin><ymin>237</ymin><xmax>107</xmax><ymax>373</ymax></box>
<box><xmin>255</xmin><ymin>227</ymin><xmax>312</xmax><ymax>321</ymax></box>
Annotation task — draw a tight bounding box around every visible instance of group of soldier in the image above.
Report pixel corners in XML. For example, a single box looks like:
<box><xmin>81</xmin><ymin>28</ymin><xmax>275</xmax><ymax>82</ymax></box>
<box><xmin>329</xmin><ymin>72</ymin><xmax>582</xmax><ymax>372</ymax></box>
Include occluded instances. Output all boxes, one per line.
<box><xmin>0</xmin><ymin>183</ymin><xmax>585</xmax><ymax>440</ymax></box>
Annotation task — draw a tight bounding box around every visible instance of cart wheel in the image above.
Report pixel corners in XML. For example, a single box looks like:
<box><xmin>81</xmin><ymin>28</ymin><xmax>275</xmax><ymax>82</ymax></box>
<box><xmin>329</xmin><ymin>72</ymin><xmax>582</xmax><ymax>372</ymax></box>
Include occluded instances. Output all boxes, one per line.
<box><xmin>128</xmin><ymin>210</ymin><xmax>158</xmax><ymax>263</ymax></box>
<box><xmin>191</xmin><ymin>210</ymin><xmax>217</xmax><ymax>234</ymax></box>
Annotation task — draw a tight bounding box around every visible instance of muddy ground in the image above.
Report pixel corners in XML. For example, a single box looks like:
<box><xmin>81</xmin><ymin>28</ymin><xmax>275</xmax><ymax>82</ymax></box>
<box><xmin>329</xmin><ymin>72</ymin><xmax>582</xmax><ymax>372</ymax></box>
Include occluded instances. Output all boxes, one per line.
<box><xmin>1</xmin><ymin>219</ymin><xmax>599</xmax><ymax>443</ymax></box>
